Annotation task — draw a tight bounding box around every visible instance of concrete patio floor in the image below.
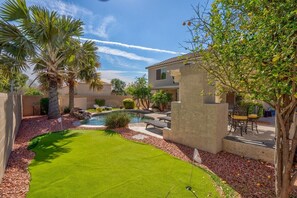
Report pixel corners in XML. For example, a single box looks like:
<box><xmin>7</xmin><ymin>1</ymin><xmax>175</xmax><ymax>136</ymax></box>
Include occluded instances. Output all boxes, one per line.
<box><xmin>130</xmin><ymin>112</ymin><xmax>276</xmax><ymax>147</ymax></box>
<box><xmin>227</xmin><ymin>116</ymin><xmax>275</xmax><ymax>146</ymax></box>
<box><xmin>128</xmin><ymin>112</ymin><xmax>168</xmax><ymax>139</ymax></box>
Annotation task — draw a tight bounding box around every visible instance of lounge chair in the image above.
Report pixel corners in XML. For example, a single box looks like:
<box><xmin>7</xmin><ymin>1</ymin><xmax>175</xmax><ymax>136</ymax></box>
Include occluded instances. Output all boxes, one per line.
<box><xmin>158</xmin><ymin>116</ymin><xmax>171</xmax><ymax>122</ymax></box>
<box><xmin>144</xmin><ymin>120</ymin><xmax>167</xmax><ymax>129</ymax></box>
<box><xmin>93</xmin><ymin>104</ymin><xmax>112</xmax><ymax>111</ymax></box>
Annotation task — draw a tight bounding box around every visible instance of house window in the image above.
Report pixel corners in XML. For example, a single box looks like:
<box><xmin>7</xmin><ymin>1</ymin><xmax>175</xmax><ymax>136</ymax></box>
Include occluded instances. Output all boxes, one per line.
<box><xmin>156</xmin><ymin>68</ymin><xmax>166</xmax><ymax>80</ymax></box>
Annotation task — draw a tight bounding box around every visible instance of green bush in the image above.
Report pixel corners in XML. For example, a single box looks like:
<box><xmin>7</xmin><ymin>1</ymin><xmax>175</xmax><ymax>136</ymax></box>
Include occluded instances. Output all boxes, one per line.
<box><xmin>40</xmin><ymin>98</ymin><xmax>49</xmax><ymax>115</ymax></box>
<box><xmin>63</xmin><ymin>106</ymin><xmax>71</xmax><ymax>114</ymax></box>
<box><xmin>105</xmin><ymin>112</ymin><xmax>131</xmax><ymax>129</ymax></box>
<box><xmin>240</xmin><ymin>101</ymin><xmax>264</xmax><ymax>117</ymax></box>
<box><xmin>152</xmin><ymin>91</ymin><xmax>172</xmax><ymax>111</ymax></box>
<box><xmin>123</xmin><ymin>98</ymin><xmax>135</xmax><ymax>109</ymax></box>
<box><xmin>95</xmin><ymin>99</ymin><xmax>105</xmax><ymax>106</ymax></box>
<box><xmin>24</xmin><ymin>87</ymin><xmax>43</xmax><ymax>96</ymax></box>
<box><xmin>96</xmin><ymin>107</ymin><xmax>102</xmax><ymax>113</ymax></box>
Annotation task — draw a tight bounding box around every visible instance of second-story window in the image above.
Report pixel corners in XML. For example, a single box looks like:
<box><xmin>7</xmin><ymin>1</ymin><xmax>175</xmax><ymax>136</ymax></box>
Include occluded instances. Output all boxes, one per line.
<box><xmin>156</xmin><ymin>68</ymin><xmax>166</xmax><ymax>80</ymax></box>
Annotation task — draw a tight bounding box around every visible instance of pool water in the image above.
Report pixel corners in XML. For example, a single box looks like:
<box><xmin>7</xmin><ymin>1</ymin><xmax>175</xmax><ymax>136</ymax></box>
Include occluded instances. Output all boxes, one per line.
<box><xmin>81</xmin><ymin>112</ymin><xmax>150</xmax><ymax>126</ymax></box>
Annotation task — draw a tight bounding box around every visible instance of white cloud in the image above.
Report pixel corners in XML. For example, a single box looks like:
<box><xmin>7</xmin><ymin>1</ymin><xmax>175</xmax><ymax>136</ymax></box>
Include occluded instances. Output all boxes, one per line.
<box><xmin>80</xmin><ymin>37</ymin><xmax>183</xmax><ymax>55</ymax></box>
<box><xmin>27</xmin><ymin>0</ymin><xmax>114</xmax><ymax>39</ymax></box>
<box><xmin>100</xmin><ymin>70</ymin><xmax>135</xmax><ymax>83</ymax></box>
<box><xmin>84</xmin><ymin>16</ymin><xmax>116</xmax><ymax>39</ymax></box>
<box><xmin>97</xmin><ymin>46</ymin><xmax>157</xmax><ymax>63</ymax></box>
<box><xmin>28</xmin><ymin>0</ymin><xmax>92</xmax><ymax>18</ymax></box>
<box><xmin>101</xmin><ymin>54</ymin><xmax>144</xmax><ymax>70</ymax></box>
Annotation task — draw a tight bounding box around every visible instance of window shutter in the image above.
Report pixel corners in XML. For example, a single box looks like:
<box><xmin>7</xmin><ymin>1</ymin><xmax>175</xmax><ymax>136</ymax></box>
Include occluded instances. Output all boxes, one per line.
<box><xmin>156</xmin><ymin>69</ymin><xmax>161</xmax><ymax>80</ymax></box>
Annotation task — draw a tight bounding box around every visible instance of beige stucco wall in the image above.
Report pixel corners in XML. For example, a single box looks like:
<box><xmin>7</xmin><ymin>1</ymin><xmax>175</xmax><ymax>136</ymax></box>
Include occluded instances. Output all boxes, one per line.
<box><xmin>59</xmin><ymin>95</ymin><xmax>130</xmax><ymax>110</ymax></box>
<box><xmin>58</xmin><ymin>82</ymin><xmax>112</xmax><ymax>96</ymax></box>
<box><xmin>163</xmin><ymin>65</ymin><xmax>228</xmax><ymax>154</ymax></box>
<box><xmin>148</xmin><ymin>62</ymin><xmax>182</xmax><ymax>88</ymax></box>
<box><xmin>23</xmin><ymin>94</ymin><xmax>129</xmax><ymax>116</ymax></box>
<box><xmin>223</xmin><ymin>139</ymin><xmax>274</xmax><ymax>163</ymax></box>
<box><xmin>59</xmin><ymin>97</ymin><xmax>87</xmax><ymax>110</ymax></box>
<box><xmin>0</xmin><ymin>93</ymin><xmax>22</xmax><ymax>182</ymax></box>
<box><xmin>22</xmin><ymin>95</ymin><xmax>43</xmax><ymax>116</ymax></box>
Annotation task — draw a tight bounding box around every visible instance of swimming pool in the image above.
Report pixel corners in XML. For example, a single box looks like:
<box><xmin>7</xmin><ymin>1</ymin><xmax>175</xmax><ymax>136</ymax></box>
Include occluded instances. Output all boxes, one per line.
<box><xmin>81</xmin><ymin>112</ymin><xmax>151</xmax><ymax>126</ymax></box>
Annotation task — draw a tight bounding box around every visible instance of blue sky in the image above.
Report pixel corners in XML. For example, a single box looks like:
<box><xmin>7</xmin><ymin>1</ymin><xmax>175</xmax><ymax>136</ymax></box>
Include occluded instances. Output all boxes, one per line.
<box><xmin>1</xmin><ymin>0</ymin><xmax>211</xmax><ymax>83</ymax></box>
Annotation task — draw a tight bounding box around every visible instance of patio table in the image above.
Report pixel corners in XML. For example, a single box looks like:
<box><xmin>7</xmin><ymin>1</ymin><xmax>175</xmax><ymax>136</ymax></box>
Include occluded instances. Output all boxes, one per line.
<box><xmin>229</xmin><ymin>115</ymin><xmax>248</xmax><ymax>136</ymax></box>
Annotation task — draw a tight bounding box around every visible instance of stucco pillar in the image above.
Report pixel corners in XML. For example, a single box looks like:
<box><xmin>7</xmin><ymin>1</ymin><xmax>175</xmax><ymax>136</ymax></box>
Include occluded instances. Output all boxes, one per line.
<box><xmin>163</xmin><ymin>65</ymin><xmax>228</xmax><ymax>154</ymax></box>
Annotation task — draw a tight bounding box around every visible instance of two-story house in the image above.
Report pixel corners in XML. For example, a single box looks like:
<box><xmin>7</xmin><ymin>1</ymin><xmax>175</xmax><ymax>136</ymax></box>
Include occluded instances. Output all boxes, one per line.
<box><xmin>146</xmin><ymin>53</ymin><xmax>236</xmax><ymax>106</ymax></box>
<box><xmin>146</xmin><ymin>53</ymin><xmax>195</xmax><ymax>101</ymax></box>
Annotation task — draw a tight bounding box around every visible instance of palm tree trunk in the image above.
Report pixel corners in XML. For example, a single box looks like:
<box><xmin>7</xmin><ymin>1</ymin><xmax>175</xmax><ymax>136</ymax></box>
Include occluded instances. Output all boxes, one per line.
<box><xmin>48</xmin><ymin>79</ymin><xmax>61</xmax><ymax>119</ymax></box>
<box><xmin>69</xmin><ymin>80</ymin><xmax>75</xmax><ymax>110</ymax></box>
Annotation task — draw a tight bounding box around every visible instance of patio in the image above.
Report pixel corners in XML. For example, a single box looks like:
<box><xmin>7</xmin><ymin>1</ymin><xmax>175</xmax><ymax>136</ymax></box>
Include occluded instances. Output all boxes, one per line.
<box><xmin>130</xmin><ymin>111</ymin><xmax>276</xmax><ymax>143</ymax></box>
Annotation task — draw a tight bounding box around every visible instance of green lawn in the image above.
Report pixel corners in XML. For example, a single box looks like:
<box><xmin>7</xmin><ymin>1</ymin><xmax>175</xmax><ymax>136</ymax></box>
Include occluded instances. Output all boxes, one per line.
<box><xmin>27</xmin><ymin>130</ymin><xmax>226</xmax><ymax>197</ymax></box>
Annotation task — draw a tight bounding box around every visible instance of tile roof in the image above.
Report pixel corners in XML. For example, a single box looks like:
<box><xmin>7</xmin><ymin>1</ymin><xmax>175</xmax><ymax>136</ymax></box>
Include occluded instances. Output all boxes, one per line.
<box><xmin>145</xmin><ymin>53</ymin><xmax>196</xmax><ymax>69</ymax></box>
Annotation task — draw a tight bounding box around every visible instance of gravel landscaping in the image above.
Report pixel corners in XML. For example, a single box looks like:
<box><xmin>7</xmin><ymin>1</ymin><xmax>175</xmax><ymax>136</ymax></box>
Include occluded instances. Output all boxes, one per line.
<box><xmin>0</xmin><ymin>115</ymin><xmax>295</xmax><ymax>197</ymax></box>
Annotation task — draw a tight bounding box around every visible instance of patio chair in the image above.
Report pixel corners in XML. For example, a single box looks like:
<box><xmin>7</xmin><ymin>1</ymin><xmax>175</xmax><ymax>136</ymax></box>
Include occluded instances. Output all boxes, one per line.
<box><xmin>166</xmin><ymin>111</ymin><xmax>171</xmax><ymax>116</ymax></box>
<box><xmin>248</xmin><ymin>106</ymin><xmax>261</xmax><ymax>133</ymax></box>
<box><xmin>229</xmin><ymin>105</ymin><xmax>249</xmax><ymax>136</ymax></box>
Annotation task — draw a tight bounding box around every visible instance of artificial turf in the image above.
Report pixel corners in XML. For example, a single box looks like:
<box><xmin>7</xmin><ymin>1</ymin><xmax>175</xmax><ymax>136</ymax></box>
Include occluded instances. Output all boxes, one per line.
<box><xmin>27</xmin><ymin>130</ymin><xmax>222</xmax><ymax>197</ymax></box>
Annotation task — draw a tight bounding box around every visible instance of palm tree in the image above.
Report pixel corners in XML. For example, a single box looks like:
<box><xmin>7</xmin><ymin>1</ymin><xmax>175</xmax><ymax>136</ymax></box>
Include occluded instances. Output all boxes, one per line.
<box><xmin>0</xmin><ymin>19</ymin><xmax>33</xmax><ymax>92</ymax></box>
<box><xmin>0</xmin><ymin>0</ymin><xmax>83</xmax><ymax>119</ymax></box>
<box><xmin>64</xmin><ymin>39</ymin><xmax>103</xmax><ymax>110</ymax></box>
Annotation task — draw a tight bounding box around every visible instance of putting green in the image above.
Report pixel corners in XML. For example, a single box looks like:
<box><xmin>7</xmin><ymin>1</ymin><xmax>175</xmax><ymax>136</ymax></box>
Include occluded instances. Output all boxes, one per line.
<box><xmin>27</xmin><ymin>130</ymin><xmax>224</xmax><ymax>197</ymax></box>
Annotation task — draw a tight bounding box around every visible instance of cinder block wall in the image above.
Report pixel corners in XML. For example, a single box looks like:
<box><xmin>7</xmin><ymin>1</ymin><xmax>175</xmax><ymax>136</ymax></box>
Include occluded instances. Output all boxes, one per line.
<box><xmin>0</xmin><ymin>93</ymin><xmax>22</xmax><ymax>182</ymax></box>
<box><xmin>163</xmin><ymin>65</ymin><xmax>228</xmax><ymax>154</ymax></box>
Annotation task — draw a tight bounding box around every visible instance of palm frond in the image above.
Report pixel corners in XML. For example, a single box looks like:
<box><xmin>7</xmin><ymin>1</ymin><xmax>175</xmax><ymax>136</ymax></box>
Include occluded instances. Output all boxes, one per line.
<box><xmin>0</xmin><ymin>0</ymin><xmax>29</xmax><ymax>21</ymax></box>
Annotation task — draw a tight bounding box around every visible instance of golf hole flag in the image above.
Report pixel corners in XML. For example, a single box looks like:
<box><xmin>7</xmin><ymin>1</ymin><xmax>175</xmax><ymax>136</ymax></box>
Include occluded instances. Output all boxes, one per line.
<box><xmin>193</xmin><ymin>148</ymin><xmax>202</xmax><ymax>164</ymax></box>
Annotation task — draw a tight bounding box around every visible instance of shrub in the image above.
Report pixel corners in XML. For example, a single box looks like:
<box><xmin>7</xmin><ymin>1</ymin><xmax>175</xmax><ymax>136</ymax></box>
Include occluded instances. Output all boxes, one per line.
<box><xmin>123</xmin><ymin>98</ymin><xmax>135</xmax><ymax>109</ymax></box>
<box><xmin>24</xmin><ymin>87</ymin><xmax>43</xmax><ymax>96</ymax></box>
<box><xmin>63</xmin><ymin>106</ymin><xmax>71</xmax><ymax>114</ymax></box>
<box><xmin>152</xmin><ymin>91</ymin><xmax>172</xmax><ymax>111</ymax></box>
<box><xmin>40</xmin><ymin>98</ymin><xmax>49</xmax><ymax>115</ymax></box>
<box><xmin>96</xmin><ymin>107</ymin><xmax>102</xmax><ymax>113</ymax></box>
<box><xmin>95</xmin><ymin>99</ymin><xmax>105</xmax><ymax>106</ymax></box>
<box><xmin>105</xmin><ymin>112</ymin><xmax>131</xmax><ymax>129</ymax></box>
<box><xmin>240</xmin><ymin>101</ymin><xmax>264</xmax><ymax>117</ymax></box>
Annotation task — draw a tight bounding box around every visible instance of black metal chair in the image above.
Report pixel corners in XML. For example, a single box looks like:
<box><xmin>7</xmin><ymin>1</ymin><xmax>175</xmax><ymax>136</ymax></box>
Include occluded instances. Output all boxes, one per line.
<box><xmin>248</xmin><ymin>106</ymin><xmax>261</xmax><ymax>133</ymax></box>
<box><xmin>229</xmin><ymin>105</ymin><xmax>249</xmax><ymax>136</ymax></box>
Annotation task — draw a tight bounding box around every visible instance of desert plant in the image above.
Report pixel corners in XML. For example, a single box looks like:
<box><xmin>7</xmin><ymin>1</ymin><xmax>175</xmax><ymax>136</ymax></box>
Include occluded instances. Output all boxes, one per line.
<box><xmin>123</xmin><ymin>98</ymin><xmax>135</xmax><ymax>109</ymax></box>
<box><xmin>40</xmin><ymin>98</ymin><xmax>49</xmax><ymax>115</ymax></box>
<box><xmin>95</xmin><ymin>99</ymin><xmax>105</xmax><ymax>106</ymax></box>
<box><xmin>63</xmin><ymin>106</ymin><xmax>71</xmax><ymax>114</ymax></box>
<box><xmin>96</xmin><ymin>107</ymin><xmax>102</xmax><ymax>113</ymax></box>
<box><xmin>111</xmin><ymin>78</ymin><xmax>126</xmax><ymax>95</ymax></box>
<box><xmin>240</xmin><ymin>101</ymin><xmax>264</xmax><ymax>117</ymax></box>
<box><xmin>125</xmin><ymin>76</ymin><xmax>151</xmax><ymax>109</ymax></box>
<box><xmin>24</xmin><ymin>87</ymin><xmax>43</xmax><ymax>96</ymax></box>
<box><xmin>152</xmin><ymin>91</ymin><xmax>172</xmax><ymax>111</ymax></box>
<box><xmin>105</xmin><ymin>112</ymin><xmax>131</xmax><ymax>129</ymax></box>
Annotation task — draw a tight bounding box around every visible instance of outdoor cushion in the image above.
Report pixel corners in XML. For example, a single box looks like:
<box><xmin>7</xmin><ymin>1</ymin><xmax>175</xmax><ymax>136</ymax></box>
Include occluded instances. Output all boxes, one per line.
<box><xmin>248</xmin><ymin>114</ymin><xmax>259</xmax><ymax>119</ymax></box>
<box><xmin>231</xmin><ymin>115</ymin><xmax>248</xmax><ymax>120</ymax></box>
